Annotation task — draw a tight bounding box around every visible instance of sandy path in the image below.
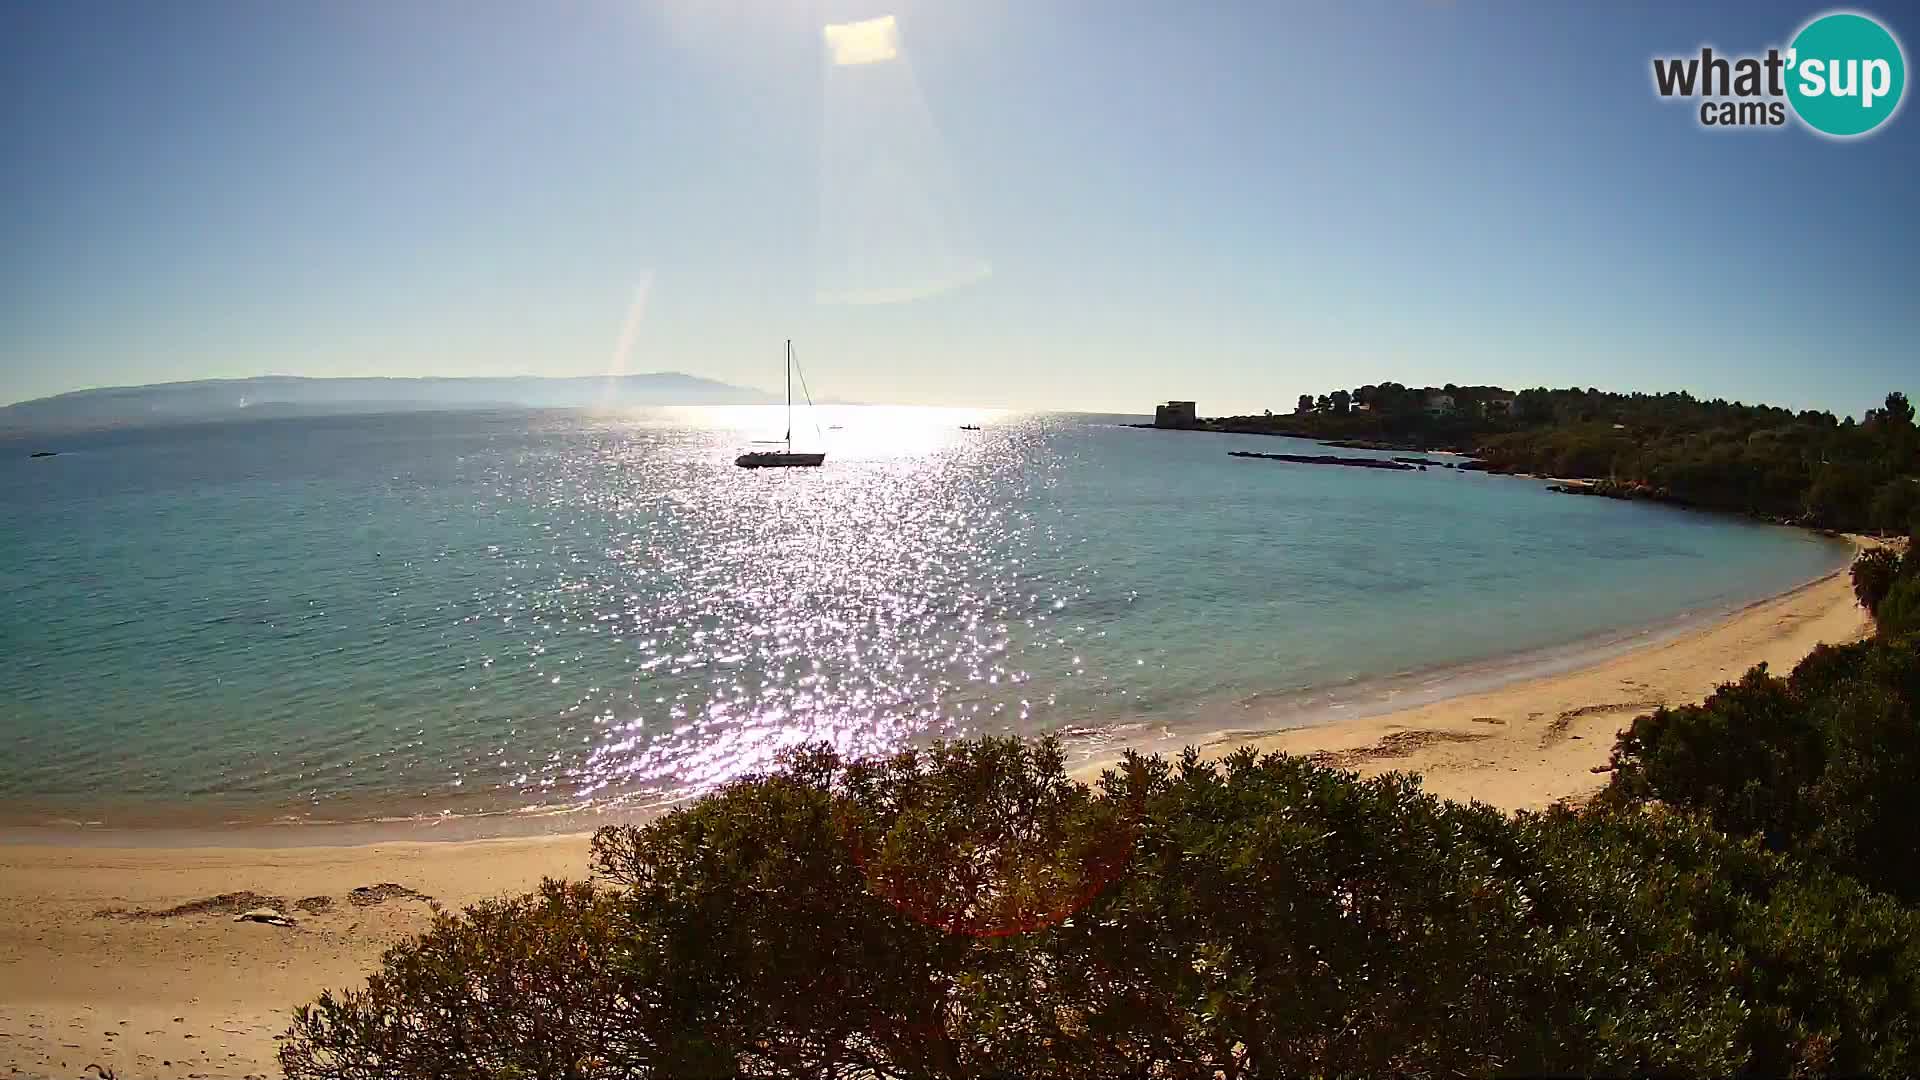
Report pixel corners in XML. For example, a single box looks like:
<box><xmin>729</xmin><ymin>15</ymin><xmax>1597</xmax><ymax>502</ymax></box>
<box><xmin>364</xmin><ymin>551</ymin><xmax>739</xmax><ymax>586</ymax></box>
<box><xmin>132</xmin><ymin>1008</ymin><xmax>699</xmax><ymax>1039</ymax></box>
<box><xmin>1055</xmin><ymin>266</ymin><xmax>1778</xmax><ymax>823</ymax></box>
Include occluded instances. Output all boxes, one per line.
<box><xmin>0</xmin><ymin>558</ymin><xmax>1871</xmax><ymax>1078</ymax></box>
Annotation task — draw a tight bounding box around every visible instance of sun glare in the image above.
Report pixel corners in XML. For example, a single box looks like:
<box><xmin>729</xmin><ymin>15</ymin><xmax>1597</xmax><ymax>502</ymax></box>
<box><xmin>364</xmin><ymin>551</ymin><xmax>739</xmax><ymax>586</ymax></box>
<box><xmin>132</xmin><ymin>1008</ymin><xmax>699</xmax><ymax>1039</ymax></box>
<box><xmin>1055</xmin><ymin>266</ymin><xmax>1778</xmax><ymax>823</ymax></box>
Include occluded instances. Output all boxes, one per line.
<box><xmin>823</xmin><ymin>15</ymin><xmax>899</xmax><ymax>66</ymax></box>
<box><xmin>816</xmin><ymin>13</ymin><xmax>991</xmax><ymax>306</ymax></box>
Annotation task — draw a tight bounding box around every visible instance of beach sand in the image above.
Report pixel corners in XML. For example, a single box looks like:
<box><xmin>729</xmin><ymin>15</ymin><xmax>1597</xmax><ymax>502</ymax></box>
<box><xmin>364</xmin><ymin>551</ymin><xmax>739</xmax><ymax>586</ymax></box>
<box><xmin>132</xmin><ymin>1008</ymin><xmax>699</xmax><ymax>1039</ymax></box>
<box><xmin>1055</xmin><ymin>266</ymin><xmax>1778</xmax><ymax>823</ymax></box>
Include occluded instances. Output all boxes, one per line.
<box><xmin>1168</xmin><ymin>558</ymin><xmax>1872</xmax><ymax>809</ymax></box>
<box><xmin>0</xmin><ymin>558</ymin><xmax>1871</xmax><ymax>1079</ymax></box>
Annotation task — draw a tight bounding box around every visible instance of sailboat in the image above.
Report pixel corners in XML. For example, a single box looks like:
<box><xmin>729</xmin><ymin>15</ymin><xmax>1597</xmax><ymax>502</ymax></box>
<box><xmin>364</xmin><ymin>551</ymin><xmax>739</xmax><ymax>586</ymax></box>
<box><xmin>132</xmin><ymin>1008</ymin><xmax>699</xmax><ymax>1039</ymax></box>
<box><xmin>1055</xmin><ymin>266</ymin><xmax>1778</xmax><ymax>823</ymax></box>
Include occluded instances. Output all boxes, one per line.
<box><xmin>735</xmin><ymin>340</ymin><xmax>826</xmax><ymax>468</ymax></box>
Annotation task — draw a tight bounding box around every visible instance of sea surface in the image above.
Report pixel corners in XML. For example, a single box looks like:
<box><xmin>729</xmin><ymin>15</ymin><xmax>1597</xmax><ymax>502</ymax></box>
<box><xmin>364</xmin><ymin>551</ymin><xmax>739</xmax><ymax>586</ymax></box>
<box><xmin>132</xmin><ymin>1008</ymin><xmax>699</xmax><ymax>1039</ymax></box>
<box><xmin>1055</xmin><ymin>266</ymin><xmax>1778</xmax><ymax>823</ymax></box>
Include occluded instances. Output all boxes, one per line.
<box><xmin>0</xmin><ymin>408</ymin><xmax>1848</xmax><ymax>831</ymax></box>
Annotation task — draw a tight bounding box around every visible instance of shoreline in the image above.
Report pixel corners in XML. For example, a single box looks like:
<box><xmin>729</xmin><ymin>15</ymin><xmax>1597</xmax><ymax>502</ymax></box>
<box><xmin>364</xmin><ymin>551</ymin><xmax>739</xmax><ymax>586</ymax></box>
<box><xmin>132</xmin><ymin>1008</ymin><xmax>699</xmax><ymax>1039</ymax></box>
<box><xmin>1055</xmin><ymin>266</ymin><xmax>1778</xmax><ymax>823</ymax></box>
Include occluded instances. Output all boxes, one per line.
<box><xmin>1074</xmin><ymin>545</ymin><xmax>1871</xmax><ymax>808</ymax></box>
<box><xmin>0</xmin><ymin>524</ymin><xmax>1855</xmax><ymax>846</ymax></box>
<box><xmin>1133</xmin><ymin>422</ymin><xmax>1853</xmax><ymax>536</ymax></box>
<box><xmin>0</xmin><ymin>551</ymin><xmax>1876</xmax><ymax>1078</ymax></box>
<box><xmin>1057</xmin><ymin>535</ymin><xmax>1852</xmax><ymax>778</ymax></box>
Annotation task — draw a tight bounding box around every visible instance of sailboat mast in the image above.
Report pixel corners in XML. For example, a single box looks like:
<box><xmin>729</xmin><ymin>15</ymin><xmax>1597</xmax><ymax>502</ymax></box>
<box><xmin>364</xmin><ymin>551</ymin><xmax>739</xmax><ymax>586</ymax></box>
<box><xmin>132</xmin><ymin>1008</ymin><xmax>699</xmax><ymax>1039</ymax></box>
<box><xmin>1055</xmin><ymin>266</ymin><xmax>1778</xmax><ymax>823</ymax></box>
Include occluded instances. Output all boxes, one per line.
<box><xmin>785</xmin><ymin>339</ymin><xmax>793</xmax><ymax>452</ymax></box>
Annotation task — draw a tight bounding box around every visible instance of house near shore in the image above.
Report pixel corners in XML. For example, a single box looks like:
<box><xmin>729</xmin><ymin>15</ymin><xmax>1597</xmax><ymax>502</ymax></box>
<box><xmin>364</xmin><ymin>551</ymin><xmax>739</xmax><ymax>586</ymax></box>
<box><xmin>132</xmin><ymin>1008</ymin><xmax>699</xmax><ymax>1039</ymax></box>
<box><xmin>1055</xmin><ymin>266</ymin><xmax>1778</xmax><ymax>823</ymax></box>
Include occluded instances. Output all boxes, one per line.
<box><xmin>1155</xmin><ymin>401</ymin><xmax>1198</xmax><ymax>428</ymax></box>
<box><xmin>1424</xmin><ymin>391</ymin><xmax>1456</xmax><ymax>416</ymax></box>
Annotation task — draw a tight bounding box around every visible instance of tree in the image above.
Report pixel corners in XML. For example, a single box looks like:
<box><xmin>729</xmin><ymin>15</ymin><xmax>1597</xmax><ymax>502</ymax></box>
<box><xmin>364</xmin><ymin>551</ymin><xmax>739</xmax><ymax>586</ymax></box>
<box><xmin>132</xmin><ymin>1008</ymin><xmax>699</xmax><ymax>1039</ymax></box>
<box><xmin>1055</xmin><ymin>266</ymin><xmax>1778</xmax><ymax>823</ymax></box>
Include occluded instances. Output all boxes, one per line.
<box><xmin>1514</xmin><ymin>388</ymin><xmax>1554</xmax><ymax>423</ymax></box>
<box><xmin>1329</xmin><ymin>389</ymin><xmax>1351</xmax><ymax>415</ymax></box>
<box><xmin>1885</xmin><ymin>391</ymin><xmax>1915</xmax><ymax>430</ymax></box>
<box><xmin>1853</xmin><ymin>547</ymin><xmax>1904</xmax><ymax>614</ymax></box>
<box><xmin>1804</xmin><ymin>463</ymin><xmax>1878</xmax><ymax>530</ymax></box>
<box><xmin>1263</xmin><ymin>383</ymin><xmax>1913</xmax><ymax>531</ymax></box>
<box><xmin>1296</xmin><ymin>394</ymin><xmax>1313</xmax><ymax>414</ymax></box>
<box><xmin>1873</xmin><ymin>478</ymin><xmax>1920</xmax><ymax>534</ymax></box>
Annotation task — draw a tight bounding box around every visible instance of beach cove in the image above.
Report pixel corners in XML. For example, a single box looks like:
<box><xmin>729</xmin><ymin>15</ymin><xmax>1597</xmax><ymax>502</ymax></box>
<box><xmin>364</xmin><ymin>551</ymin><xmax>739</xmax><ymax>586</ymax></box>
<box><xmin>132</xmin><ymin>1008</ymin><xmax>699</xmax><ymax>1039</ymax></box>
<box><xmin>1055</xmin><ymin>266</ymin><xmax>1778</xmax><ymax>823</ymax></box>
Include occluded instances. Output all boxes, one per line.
<box><xmin>0</xmin><ymin>550</ymin><xmax>1872</xmax><ymax>1078</ymax></box>
<box><xmin>0</xmin><ymin>410</ymin><xmax>1849</xmax><ymax>829</ymax></box>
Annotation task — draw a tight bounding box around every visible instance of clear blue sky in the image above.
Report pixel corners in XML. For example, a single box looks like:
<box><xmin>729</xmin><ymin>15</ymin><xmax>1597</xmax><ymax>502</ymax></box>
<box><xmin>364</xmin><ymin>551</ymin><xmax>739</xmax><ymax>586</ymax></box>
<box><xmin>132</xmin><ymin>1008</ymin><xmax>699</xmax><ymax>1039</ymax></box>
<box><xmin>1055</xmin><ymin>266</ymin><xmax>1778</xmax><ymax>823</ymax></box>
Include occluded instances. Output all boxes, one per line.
<box><xmin>2</xmin><ymin>1</ymin><xmax>1915</xmax><ymax>416</ymax></box>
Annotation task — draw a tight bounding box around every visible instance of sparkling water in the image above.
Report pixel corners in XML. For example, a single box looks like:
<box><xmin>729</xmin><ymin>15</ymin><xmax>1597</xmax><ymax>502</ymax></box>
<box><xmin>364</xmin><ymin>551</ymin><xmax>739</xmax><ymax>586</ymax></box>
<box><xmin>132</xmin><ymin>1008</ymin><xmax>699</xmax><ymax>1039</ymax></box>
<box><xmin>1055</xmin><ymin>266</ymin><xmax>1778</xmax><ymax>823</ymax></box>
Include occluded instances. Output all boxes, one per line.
<box><xmin>0</xmin><ymin>408</ymin><xmax>1847</xmax><ymax>828</ymax></box>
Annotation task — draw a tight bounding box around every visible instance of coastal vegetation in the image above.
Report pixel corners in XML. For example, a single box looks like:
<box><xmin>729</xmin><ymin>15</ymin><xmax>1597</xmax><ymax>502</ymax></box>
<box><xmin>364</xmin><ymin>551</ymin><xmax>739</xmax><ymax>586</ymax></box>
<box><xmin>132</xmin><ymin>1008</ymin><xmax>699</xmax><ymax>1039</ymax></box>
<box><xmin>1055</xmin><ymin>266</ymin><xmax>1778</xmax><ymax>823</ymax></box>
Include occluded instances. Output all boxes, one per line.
<box><xmin>1604</xmin><ymin>633</ymin><xmax>1920</xmax><ymax>898</ymax></box>
<box><xmin>1603</xmin><ymin>542</ymin><xmax>1919</xmax><ymax>892</ymax></box>
<box><xmin>1859</xmin><ymin>534</ymin><xmax>1920</xmax><ymax>637</ymax></box>
<box><xmin>1853</xmin><ymin>546</ymin><xmax>1905</xmax><ymax>613</ymax></box>
<box><xmin>286</xmin><ymin>577</ymin><xmax>1920</xmax><ymax>1079</ymax></box>
<box><xmin>1208</xmin><ymin>385</ymin><xmax>1920</xmax><ymax>534</ymax></box>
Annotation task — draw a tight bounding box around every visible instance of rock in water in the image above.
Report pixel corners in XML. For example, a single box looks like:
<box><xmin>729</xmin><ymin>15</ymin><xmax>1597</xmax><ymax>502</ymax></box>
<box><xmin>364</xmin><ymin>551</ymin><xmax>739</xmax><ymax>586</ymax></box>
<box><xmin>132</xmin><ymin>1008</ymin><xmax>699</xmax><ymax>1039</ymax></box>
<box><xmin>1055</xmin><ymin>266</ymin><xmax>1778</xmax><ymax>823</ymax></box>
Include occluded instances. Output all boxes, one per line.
<box><xmin>1227</xmin><ymin>450</ymin><xmax>1418</xmax><ymax>471</ymax></box>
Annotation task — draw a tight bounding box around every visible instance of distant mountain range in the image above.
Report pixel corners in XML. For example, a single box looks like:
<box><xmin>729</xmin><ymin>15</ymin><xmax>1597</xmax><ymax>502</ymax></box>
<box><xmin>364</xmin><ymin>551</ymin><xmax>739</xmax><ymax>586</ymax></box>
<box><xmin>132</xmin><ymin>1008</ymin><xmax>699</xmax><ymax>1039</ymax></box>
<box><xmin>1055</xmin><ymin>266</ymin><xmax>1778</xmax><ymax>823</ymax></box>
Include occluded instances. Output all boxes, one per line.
<box><xmin>0</xmin><ymin>373</ymin><xmax>778</xmax><ymax>434</ymax></box>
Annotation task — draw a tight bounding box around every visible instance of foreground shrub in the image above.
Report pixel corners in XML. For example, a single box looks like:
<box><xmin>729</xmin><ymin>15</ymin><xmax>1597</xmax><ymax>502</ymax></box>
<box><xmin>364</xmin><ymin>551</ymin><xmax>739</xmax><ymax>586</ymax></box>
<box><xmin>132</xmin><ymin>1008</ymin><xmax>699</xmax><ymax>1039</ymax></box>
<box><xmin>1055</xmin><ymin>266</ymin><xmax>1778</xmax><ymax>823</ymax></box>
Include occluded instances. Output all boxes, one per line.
<box><xmin>282</xmin><ymin>739</ymin><xmax>1920</xmax><ymax>1079</ymax></box>
<box><xmin>1056</xmin><ymin>749</ymin><xmax>1556</xmax><ymax>1075</ymax></box>
<box><xmin>584</xmin><ymin>741</ymin><xmax>1552</xmax><ymax>1077</ymax></box>
<box><xmin>588</xmin><ymin>737</ymin><xmax>1131</xmax><ymax>1078</ymax></box>
<box><xmin>1516</xmin><ymin>804</ymin><xmax>1920</xmax><ymax>1075</ymax></box>
<box><xmin>1853</xmin><ymin>546</ymin><xmax>1904</xmax><ymax>615</ymax></box>
<box><xmin>1880</xmin><ymin>574</ymin><xmax>1920</xmax><ymax>636</ymax></box>
<box><xmin>1606</xmin><ymin>633</ymin><xmax>1920</xmax><ymax>899</ymax></box>
<box><xmin>279</xmin><ymin>880</ymin><xmax>656</xmax><ymax>1078</ymax></box>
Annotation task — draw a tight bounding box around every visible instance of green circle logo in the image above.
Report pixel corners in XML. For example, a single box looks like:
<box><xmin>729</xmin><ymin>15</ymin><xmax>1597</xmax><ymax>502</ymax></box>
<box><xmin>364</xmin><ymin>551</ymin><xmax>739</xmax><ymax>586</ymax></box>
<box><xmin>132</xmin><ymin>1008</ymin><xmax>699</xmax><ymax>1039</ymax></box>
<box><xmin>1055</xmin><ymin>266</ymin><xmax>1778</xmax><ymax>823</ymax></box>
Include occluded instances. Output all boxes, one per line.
<box><xmin>1787</xmin><ymin>12</ymin><xmax>1906</xmax><ymax>137</ymax></box>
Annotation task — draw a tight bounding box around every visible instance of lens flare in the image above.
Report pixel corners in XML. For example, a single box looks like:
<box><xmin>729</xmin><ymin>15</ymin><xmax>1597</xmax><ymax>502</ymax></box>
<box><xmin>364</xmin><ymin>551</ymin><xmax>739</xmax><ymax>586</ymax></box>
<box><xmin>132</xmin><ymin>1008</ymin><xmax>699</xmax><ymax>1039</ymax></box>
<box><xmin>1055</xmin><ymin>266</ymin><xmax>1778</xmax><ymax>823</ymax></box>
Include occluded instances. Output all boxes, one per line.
<box><xmin>817</xmin><ymin>14</ymin><xmax>990</xmax><ymax>305</ymax></box>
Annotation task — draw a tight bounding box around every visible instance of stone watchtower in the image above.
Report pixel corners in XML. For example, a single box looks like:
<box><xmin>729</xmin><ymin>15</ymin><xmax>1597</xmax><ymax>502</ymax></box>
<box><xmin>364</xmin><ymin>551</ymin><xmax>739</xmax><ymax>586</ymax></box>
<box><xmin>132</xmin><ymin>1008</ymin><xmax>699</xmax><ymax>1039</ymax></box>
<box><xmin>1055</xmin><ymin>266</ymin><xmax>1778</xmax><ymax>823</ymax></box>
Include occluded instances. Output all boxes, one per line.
<box><xmin>1154</xmin><ymin>401</ymin><xmax>1197</xmax><ymax>429</ymax></box>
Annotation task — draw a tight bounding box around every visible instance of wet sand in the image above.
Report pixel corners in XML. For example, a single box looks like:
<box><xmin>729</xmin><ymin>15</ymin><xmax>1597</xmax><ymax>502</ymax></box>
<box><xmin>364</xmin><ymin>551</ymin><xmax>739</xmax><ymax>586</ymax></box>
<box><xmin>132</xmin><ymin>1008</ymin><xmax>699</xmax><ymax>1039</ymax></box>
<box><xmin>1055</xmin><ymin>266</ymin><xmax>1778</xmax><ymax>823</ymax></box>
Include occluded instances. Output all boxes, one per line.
<box><xmin>0</xmin><ymin>554</ymin><xmax>1871</xmax><ymax>1078</ymax></box>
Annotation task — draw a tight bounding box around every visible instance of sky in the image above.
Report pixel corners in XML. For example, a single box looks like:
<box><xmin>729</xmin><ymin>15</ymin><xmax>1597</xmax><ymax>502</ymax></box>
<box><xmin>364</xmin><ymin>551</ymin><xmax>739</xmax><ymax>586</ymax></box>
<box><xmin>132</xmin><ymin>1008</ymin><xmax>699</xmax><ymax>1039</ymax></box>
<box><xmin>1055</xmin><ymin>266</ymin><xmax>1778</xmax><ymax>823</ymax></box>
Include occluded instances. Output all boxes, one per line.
<box><xmin>2</xmin><ymin>0</ymin><xmax>1916</xmax><ymax>417</ymax></box>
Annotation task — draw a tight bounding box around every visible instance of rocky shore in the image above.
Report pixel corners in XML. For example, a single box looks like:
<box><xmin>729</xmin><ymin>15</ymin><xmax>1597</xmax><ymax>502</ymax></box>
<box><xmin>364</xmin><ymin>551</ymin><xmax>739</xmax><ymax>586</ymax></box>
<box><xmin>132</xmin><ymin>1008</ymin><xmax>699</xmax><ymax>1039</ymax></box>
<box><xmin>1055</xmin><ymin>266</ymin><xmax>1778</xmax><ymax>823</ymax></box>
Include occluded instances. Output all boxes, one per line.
<box><xmin>1225</xmin><ymin>450</ymin><xmax>1491</xmax><ymax>473</ymax></box>
<box><xmin>1228</xmin><ymin>450</ymin><xmax>1419</xmax><ymax>471</ymax></box>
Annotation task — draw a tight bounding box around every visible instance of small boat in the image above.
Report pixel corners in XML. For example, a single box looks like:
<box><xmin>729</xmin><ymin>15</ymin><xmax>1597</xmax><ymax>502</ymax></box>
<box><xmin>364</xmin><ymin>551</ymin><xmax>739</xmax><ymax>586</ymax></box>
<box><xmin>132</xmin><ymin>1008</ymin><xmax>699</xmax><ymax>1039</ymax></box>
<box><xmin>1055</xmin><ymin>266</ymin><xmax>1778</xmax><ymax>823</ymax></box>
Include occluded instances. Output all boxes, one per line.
<box><xmin>958</xmin><ymin>425</ymin><xmax>981</xmax><ymax>431</ymax></box>
<box><xmin>736</xmin><ymin>340</ymin><xmax>826</xmax><ymax>469</ymax></box>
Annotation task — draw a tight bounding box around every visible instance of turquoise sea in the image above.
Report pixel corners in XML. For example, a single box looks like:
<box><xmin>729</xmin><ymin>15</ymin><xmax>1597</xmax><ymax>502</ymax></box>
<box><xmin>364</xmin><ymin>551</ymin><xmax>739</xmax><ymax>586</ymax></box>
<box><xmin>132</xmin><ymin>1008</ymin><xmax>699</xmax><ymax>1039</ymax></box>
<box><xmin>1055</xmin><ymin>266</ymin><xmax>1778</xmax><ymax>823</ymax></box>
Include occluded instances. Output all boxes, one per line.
<box><xmin>0</xmin><ymin>408</ymin><xmax>1847</xmax><ymax>831</ymax></box>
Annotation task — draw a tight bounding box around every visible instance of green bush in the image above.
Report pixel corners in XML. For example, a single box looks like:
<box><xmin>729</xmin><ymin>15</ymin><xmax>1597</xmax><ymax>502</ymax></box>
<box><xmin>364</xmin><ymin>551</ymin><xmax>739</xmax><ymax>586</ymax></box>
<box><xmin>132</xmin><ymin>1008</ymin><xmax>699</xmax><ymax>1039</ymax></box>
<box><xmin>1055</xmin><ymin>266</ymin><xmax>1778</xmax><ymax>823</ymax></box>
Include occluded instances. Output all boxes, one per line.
<box><xmin>1853</xmin><ymin>547</ymin><xmax>1905</xmax><ymax>614</ymax></box>
<box><xmin>1880</xmin><ymin>575</ymin><xmax>1920</xmax><ymax>636</ymax></box>
<box><xmin>1606</xmin><ymin>634</ymin><xmax>1920</xmax><ymax>900</ymax></box>
<box><xmin>1515</xmin><ymin>804</ymin><xmax>1920</xmax><ymax>1075</ymax></box>
<box><xmin>279</xmin><ymin>880</ymin><xmax>655</xmax><ymax>1079</ymax></box>
<box><xmin>587</xmin><ymin>737</ymin><xmax>1132</xmax><ymax>1079</ymax></box>
<box><xmin>1055</xmin><ymin>749</ymin><xmax>1556</xmax><ymax>1076</ymax></box>
<box><xmin>281</xmin><ymin>738</ymin><xmax>1920</xmax><ymax>1079</ymax></box>
<box><xmin>1605</xmin><ymin>663</ymin><xmax>1825</xmax><ymax>843</ymax></box>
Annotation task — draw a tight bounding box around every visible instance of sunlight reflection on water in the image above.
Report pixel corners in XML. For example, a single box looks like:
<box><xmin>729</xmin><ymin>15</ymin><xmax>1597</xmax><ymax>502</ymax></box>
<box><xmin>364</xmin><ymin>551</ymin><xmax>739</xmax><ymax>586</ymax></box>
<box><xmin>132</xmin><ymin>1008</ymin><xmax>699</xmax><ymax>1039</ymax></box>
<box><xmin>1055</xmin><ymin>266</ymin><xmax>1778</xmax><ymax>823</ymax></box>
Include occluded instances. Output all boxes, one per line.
<box><xmin>478</xmin><ymin>406</ymin><xmax>1071</xmax><ymax>812</ymax></box>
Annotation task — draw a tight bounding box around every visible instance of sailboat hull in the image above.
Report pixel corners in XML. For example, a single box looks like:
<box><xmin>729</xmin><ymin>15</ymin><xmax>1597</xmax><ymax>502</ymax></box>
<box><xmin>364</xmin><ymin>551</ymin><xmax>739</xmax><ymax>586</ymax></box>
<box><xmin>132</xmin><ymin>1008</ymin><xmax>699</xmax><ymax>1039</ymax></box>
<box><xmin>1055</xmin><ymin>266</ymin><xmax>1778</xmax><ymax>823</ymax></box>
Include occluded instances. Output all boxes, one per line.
<box><xmin>734</xmin><ymin>451</ymin><xmax>826</xmax><ymax>468</ymax></box>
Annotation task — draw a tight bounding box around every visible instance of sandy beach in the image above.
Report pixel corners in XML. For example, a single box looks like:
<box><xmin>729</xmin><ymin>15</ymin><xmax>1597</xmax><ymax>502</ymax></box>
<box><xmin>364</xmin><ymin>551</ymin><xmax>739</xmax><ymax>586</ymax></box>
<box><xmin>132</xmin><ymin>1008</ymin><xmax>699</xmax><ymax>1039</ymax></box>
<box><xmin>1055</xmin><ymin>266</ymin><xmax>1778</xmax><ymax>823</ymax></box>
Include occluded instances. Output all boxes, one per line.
<box><xmin>0</xmin><ymin>557</ymin><xmax>1872</xmax><ymax>1079</ymax></box>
